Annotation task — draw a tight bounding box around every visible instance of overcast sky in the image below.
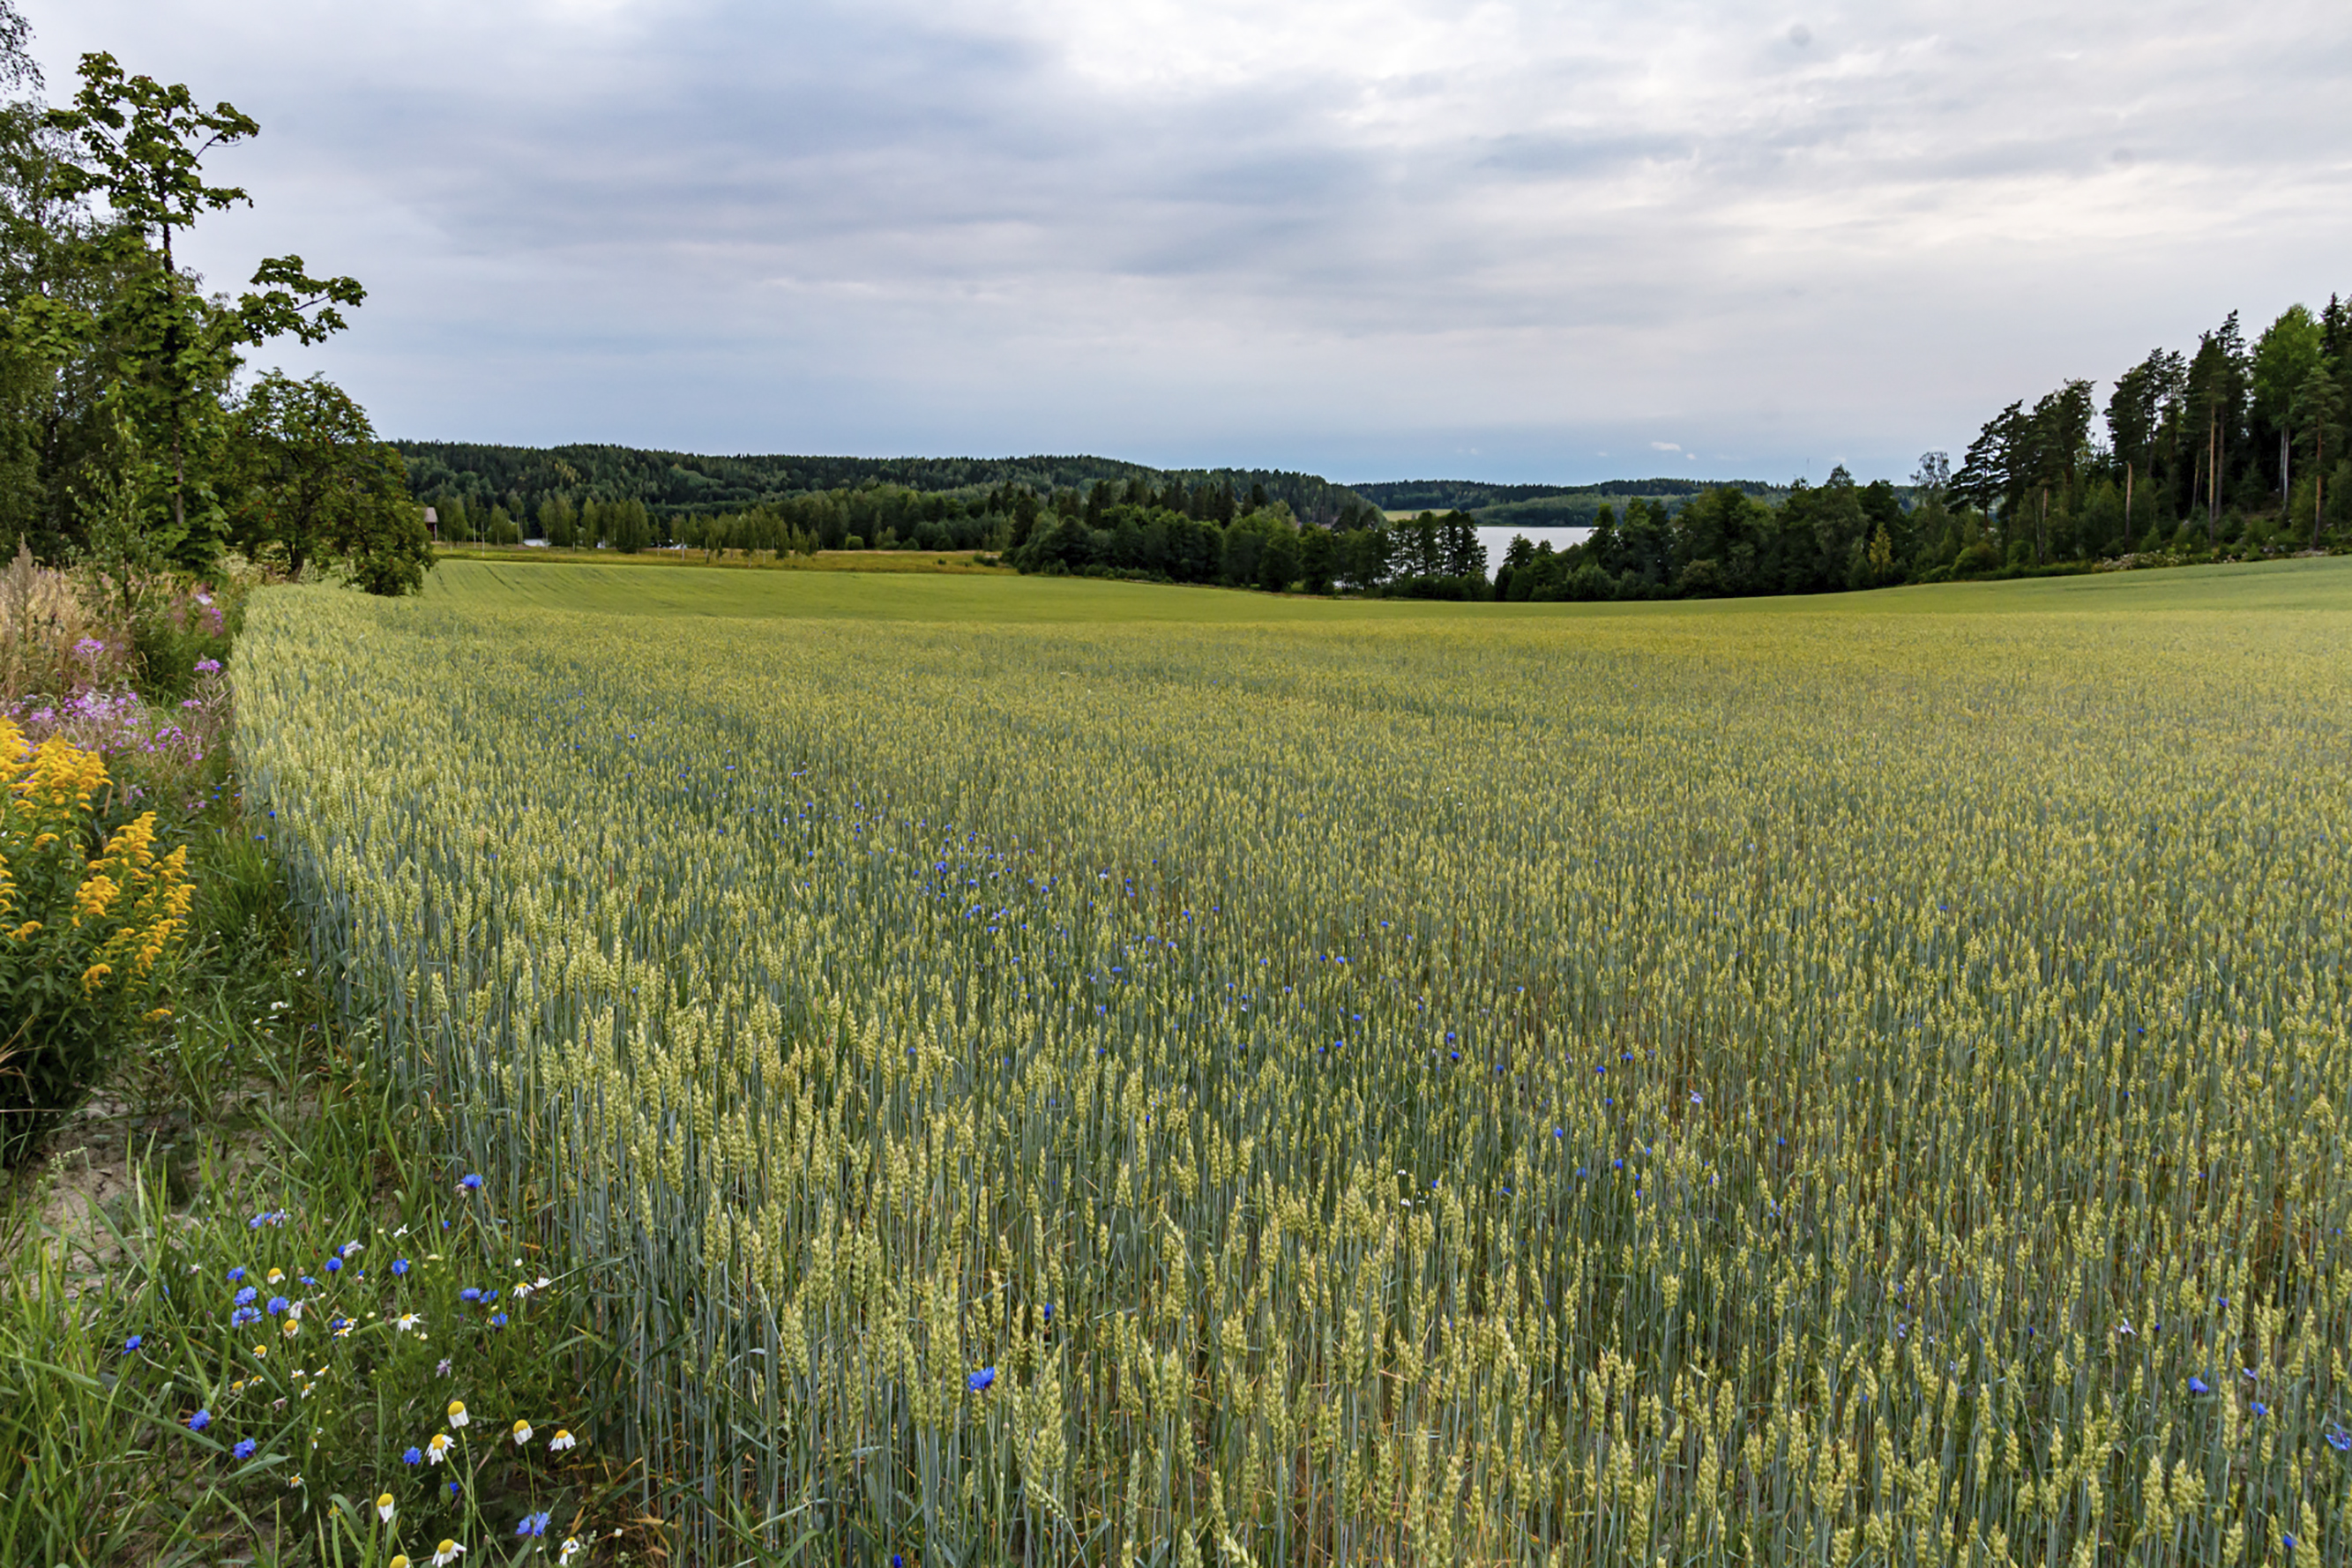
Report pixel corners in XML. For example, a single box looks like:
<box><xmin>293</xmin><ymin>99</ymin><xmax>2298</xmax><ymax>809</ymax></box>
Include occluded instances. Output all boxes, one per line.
<box><xmin>25</xmin><ymin>0</ymin><xmax>2352</xmax><ymax>485</ymax></box>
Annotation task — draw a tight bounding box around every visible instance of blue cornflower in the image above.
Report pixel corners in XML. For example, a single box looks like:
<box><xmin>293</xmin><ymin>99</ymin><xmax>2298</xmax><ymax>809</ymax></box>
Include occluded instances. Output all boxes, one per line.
<box><xmin>459</xmin><ymin>1174</ymin><xmax>484</xmax><ymax>1191</ymax></box>
<box><xmin>2250</xmin><ymin>1402</ymin><xmax>2269</xmax><ymax>1417</ymax></box>
<box><xmin>967</xmin><ymin>1368</ymin><xmax>997</xmax><ymax>1393</ymax></box>
<box><xmin>489</xmin><ymin>1312</ymin><xmax>509</xmax><ymax>1327</ymax></box>
<box><xmin>227</xmin><ymin>1267</ymin><xmax>246</xmax><ymax>1282</ymax></box>
<box><xmin>392</xmin><ymin>1258</ymin><xmax>410</xmax><ymax>1276</ymax></box>
<box><xmin>403</xmin><ymin>1447</ymin><xmax>424</xmax><ymax>1467</ymax></box>
<box><xmin>233</xmin><ymin>1438</ymin><xmax>258</xmax><ymax>1460</ymax></box>
<box><xmin>2326</xmin><ymin>1428</ymin><xmax>2352</xmax><ymax>1453</ymax></box>
<box><xmin>234</xmin><ymin>1286</ymin><xmax>257</xmax><ymax>1306</ymax></box>
<box><xmin>266</xmin><ymin>1295</ymin><xmax>290</xmax><ymax>1315</ymax></box>
<box><xmin>325</xmin><ymin>1258</ymin><xmax>341</xmax><ymax>1273</ymax></box>
<box><xmin>230</xmin><ymin>1306</ymin><xmax>261</xmax><ymax>1328</ymax></box>
<box><xmin>460</xmin><ymin>1288</ymin><xmax>483</xmax><ymax>1303</ymax></box>
<box><xmin>517</xmin><ymin>1511</ymin><xmax>552</xmax><ymax>1537</ymax></box>
<box><xmin>123</xmin><ymin>1334</ymin><xmax>144</xmax><ymax>1353</ymax></box>
<box><xmin>2189</xmin><ymin>1376</ymin><xmax>2212</xmax><ymax>1394</ymax></box>
<box><xmin>449</xmin><ymin>1480</ymin><xmax>462</xmax><ymax>1497</ymax></box>
<box><xmin>188</xmin><ymin>1409</ymin><xmax>212</xmax><ymax>1431</ymax></box>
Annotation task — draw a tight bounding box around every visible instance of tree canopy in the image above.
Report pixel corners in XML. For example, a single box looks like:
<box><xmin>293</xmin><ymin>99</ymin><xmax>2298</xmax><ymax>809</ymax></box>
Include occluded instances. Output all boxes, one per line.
<box><xmin>0</xmin><ymin>11</ymin><xmax>420</xmax><ymax>592</ymax></box>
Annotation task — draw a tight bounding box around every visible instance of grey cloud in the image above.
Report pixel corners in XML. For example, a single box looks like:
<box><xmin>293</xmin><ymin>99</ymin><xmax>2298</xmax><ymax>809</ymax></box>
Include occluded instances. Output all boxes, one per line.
<box><xmin>24</xmin><ymin>0</ymin><xmax>2352</xmax><ymax>482</ymax></box>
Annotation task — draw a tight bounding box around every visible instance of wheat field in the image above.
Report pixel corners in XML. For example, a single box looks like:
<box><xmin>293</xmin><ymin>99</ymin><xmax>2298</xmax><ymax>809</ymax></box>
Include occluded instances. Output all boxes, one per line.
<box><xmin>235</xmin><ymin>559</ymin><xmax>2352</xmax><ymax>1565</ymax></box>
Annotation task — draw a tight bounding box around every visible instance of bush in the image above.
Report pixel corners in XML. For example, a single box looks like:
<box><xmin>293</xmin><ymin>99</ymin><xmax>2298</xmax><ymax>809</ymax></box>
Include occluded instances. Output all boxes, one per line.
<box><xmin>128</xmin><ymin>579</ymin><xmax>242</xmax><ymax>699</ymax></box>
<box><xmin>0</xmin><ymin>720</ymin><xmax>194</xmax><ymax>1165</ymax></box>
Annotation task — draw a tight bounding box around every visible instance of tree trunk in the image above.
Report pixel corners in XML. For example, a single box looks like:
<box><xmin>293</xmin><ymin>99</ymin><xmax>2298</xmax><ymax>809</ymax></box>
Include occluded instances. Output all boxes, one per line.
<box><xmin>2207</xmin><ymin>419</ymin><xmax>2219</xmax><ymax>546</ymax></box>
<box><xmin>161</xmin><ymin>222</ymin><xmax>184</xmax><ymax>556</ymax></box>
<box><xmin>2124</xmin><ymin>461</ymin><xmax>2134</xmax><ymax>547</ymax></box>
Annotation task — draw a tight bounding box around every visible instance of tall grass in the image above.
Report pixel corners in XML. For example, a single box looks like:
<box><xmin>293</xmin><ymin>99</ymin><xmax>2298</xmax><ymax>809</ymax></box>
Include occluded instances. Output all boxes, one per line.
<box><xmin>1</xmin><ymin>780</ymin><xmax>634</xmax><ymax>1566</ymax></box>
<box><xmin>235</xmin><ymin>573</ymin><xmax>2352</xmax><ymax>1564</ymax></box>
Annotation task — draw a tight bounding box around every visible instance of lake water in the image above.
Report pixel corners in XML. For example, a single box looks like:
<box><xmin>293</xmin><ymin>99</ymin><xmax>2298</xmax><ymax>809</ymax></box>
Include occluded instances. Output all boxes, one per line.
<box><xmin>1475</xmin><ymin>525</ymin><xmax>1592</xmax><ymax>566</ymax></box>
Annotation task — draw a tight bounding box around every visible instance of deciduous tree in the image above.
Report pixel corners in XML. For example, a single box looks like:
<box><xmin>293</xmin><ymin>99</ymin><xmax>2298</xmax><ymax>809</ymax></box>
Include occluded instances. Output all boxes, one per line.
<box><xmin>226</xmin><ymin>370</ymin><xmax>429</xmax><ymax>593</ymax></box>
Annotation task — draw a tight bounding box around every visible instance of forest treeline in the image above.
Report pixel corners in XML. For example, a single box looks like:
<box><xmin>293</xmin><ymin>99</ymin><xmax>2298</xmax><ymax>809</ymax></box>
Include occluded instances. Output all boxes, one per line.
<box><xmin>1354</xmin><ymin>478</ymin><xmax>1795</xmax><ymax>533</ymax></box>
<box><xmin>1009</xmin><ymin>295</ymin><xmax>2352</xmax><ymax>602</ymax></box>
<box><xmin>1940</xmin><ymin>299</ymin><xmax>2351</xmax><ymax>564</ymax></box>
<box><xmin>399</xmin><ymin>441</ymin><xmax>1384</xmax><ymax>538</ymax></box>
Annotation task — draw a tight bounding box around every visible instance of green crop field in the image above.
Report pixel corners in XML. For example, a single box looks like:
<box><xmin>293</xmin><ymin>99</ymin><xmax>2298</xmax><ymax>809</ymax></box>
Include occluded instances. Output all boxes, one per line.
<box><xmin>237</xmin><ymin>556</ymin><xmax>2352</xmax><ymax>1564</ymax></box>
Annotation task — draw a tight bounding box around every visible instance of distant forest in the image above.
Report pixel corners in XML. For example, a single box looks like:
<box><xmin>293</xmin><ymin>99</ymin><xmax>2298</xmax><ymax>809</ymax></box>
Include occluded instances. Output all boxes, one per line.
<box><xmin>407</xmin><ymin>290</ymin><xmax>2350</xmax><ymax>602</ymax></box>
<box><xmin>1354</xmin><ymin>477</ymin><xmax>1730</xmax><ymax>509</ymax></box>
<box><xmin>393</xmin><ymin>442</ymin><xmax>1383</xmax><ymax>545</ymax></box>
<box><xmin>1349</xmin><ymin>478</ymin><xmax>1801</xmax><ymax>532</ymax></box>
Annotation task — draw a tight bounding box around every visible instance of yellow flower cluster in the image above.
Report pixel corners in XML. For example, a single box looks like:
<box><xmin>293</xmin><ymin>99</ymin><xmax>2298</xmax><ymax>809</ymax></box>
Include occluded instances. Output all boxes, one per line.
<box><xmin>78</xmin><ymin>809</ymin><xmax>193</xmax><ymax>990</ymax></box>
<box><xmin>0</xmin><ymin>715</ymin><xmax>192</xmax><ymax>1001</ymax></box>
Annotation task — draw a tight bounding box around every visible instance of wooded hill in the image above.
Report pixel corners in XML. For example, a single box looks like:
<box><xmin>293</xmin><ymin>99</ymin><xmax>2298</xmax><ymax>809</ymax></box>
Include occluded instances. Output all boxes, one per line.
<box><xmin>1351</xmin><ymin>477</ymin><xmax>1796</xmax><ymax>531</ymax></box>
<box><xmin>392</xmin><ymin>442</ymin><xmax>1380</xmax><ymax>530</ymax></box>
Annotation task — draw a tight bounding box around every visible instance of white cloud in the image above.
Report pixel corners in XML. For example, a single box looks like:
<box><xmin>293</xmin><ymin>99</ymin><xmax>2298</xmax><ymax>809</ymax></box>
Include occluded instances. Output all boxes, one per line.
<box><xmin>25</xmin><ymin>0</ymin><xmax>2352</xmax><ymax>482</ymax></box>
